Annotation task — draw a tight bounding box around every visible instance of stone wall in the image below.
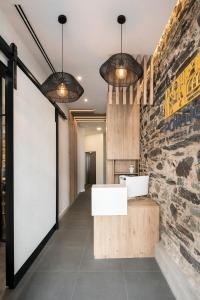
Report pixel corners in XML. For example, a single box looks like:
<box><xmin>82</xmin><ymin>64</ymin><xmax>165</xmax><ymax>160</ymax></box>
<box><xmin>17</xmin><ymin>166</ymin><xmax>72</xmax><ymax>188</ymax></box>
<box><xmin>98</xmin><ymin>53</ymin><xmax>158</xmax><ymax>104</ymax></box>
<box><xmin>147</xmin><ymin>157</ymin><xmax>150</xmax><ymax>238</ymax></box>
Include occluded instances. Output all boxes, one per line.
<box><xmin>140</xmin><ymin>0</ymin><xmax>200</xmax><ymax>292</ymax></box>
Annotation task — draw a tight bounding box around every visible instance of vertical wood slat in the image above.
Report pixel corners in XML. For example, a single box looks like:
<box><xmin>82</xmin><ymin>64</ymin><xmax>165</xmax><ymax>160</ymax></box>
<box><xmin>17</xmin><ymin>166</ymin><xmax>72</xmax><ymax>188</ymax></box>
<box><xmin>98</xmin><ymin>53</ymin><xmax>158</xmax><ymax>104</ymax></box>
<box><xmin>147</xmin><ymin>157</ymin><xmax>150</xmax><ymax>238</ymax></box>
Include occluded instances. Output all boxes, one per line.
<box><xmin>143</xmin><ymin>55</ymin><xmax>148</xmax><ymax>105</ymax></box>
<box><xmin>116</xmin><ymin>87</ymin><xmax>119</xmax><ymax>105</ymax></box>
<box><xmin>108</xmin><ymin>85</ymin><xmax>113</xmax><ymax>104</ymax></box>
<box><xmin>123</xmin><ymin>87</ymin><xmax>126</xmax><ymax>105</ymax></box>
<box><xmin>68</xmin><ymin>111</ymin><xmax>78</xmax><ymax>205</ymax></box>
<box><xmin>129</xmin><ymin>85</ymin><xmax>133</xmax><ymax>105</ymax></box>
<box><xmin>136</xmin><ymin>55</ymin><xmax>142</xmax><ymax>105</ymax></box>
<box><xmin>149</xmin><ymin>56</ymin><xmax>154</xmax><ymax>105</ymax></box>
<box><xmin>136</xmin><ymin>80</ymin><xmax>141</xmax><ymax>105</ymax></box>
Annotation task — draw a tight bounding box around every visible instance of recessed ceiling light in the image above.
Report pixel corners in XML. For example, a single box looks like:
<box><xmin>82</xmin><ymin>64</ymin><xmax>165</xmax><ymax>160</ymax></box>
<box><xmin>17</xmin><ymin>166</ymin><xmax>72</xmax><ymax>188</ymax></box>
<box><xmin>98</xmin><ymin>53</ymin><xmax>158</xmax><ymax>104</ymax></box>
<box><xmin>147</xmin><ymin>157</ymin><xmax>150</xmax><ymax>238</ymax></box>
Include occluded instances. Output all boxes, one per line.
<box><xmin>84</xmin><ymin>98</ymin><xmax>88</xmax><ymax>102</ymax></box>
<box><xmin>97</xmin><ymin>127</ymin><xmax>102</xmax><ymax>131</ymax></box>
<box><xmin>77</xmin><ymin>75</ymin><xmax>82</xmax><ymax>81</ymax></box>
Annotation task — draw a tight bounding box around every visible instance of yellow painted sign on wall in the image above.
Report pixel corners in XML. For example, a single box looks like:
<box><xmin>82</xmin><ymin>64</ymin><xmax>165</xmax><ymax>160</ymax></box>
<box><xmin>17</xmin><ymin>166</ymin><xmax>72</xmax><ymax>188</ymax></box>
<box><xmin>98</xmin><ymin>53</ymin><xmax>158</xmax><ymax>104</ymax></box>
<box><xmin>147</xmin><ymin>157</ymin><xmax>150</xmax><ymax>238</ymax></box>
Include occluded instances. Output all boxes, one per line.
<box><xmin>165</xmin><ymin>52</ymin><xmax>200</xmax><ymax>119</ymax></box>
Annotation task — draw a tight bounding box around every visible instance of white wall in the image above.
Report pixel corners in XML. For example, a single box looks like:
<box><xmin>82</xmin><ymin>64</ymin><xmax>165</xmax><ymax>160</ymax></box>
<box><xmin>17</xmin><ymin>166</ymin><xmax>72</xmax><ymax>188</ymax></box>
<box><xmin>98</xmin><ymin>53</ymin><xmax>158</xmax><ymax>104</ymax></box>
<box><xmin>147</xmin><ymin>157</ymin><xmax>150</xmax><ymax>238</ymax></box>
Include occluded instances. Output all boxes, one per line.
<box><xmin>58</xmin><ymin>115</ymin><xmax>70</xmax><ymax>218</ymax></box>
<box><xmin>14</xmin><ymin>68</ymin><xmax>56</xmax><ymax>274</ymax></box>
<box><xmin>77</xmin><ymin>127</ymin><xmax>86</xmax><ymax>193</ymax></box>
<box><xmin>0</xmin><ymin>11</ymin><xmax>70</xmax><ymax>274</ymax></box>
<box><xmin>85</xmin><ymin>134</ymin><xmax>104</xmax><ymax>184</ymax></box>
<box><xmin>0</xmin><ymin>10</ymin><xmax>48</xmax><ymax>82</ymax></box>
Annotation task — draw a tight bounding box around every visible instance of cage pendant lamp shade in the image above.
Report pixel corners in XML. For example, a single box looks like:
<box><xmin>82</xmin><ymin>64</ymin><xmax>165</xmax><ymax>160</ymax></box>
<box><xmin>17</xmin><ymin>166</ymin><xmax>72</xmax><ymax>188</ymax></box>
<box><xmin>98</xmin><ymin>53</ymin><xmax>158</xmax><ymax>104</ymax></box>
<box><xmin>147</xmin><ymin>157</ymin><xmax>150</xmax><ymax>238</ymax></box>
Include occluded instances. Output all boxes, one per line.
<box><xmin>42</xmin><ymin>72</ymin><xmax>84</xmax><ymax>103</ymax></box>
<box><xmin>100</xmin><ymin>15</ymin><xmax>143</xmax><ymax>87</ymax></box>
<box><xmin>100</xmin><ymin>53</ymin><xmax>143</xmax><ymax>87</ymax></box>
<box><xmin>41</xmin><ymin>14</ymin><xmax>84</xmax><ymax>103</ymax></box>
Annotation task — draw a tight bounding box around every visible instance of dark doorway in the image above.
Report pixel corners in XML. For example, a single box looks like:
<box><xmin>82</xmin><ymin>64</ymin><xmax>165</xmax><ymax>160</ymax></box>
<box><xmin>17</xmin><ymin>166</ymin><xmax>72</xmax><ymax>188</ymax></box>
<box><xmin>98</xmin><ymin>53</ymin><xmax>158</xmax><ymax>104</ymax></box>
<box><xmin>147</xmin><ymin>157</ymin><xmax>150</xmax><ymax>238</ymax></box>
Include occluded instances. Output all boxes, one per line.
<box><xmin>85</xmin><ymin>152</ymin><xmax>96</xmax><ymax>186</ymax></box>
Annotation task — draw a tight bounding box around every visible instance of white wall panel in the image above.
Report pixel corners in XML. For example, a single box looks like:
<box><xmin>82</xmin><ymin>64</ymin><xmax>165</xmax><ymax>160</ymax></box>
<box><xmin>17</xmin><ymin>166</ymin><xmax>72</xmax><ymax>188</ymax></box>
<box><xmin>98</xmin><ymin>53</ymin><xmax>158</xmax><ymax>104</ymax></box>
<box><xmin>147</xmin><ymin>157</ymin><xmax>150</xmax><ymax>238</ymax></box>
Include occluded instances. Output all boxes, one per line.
<box><xmin>14</xmin><ymin>68</ymin><xmax>56</xmax><ymax>274</ymax></box>
<box><xmin>58</xmin><ymin>116</ymin><xmax>70</xmax><ymax>217</ymax></box>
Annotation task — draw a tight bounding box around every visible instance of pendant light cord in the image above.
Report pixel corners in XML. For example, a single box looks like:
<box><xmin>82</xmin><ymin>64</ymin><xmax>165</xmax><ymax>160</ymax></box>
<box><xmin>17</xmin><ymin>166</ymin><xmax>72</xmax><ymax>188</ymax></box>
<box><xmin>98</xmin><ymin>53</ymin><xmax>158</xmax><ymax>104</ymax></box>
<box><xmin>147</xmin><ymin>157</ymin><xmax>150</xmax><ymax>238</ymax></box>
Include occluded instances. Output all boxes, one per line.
<box><xmin>62</xmin><ymin>23</ymin><xmax>63</xmax><ymax>77</ymax></box>
<box><xmin>121</xmin><ymin>24</ymin><xmax>122</xmax><ymax>55</ymax></box>
<box><xmin>120</xmin><ymin>23</ymin><xmax>123</xmax><ymax>62</ymax></box>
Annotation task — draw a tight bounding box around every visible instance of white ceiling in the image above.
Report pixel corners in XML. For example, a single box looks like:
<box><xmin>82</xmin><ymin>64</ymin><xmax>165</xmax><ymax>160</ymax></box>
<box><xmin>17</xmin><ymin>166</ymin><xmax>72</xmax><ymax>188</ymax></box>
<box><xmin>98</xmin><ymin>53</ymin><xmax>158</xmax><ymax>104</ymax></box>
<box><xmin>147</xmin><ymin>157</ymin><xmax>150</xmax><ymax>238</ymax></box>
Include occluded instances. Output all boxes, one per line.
<box><xmin>78</xmin><ymin>122</ymin><xmax>106</xmax><ymax>136</ymax></box>
<box><xmin>0</xmin><ymin>0</ymin><xmax>176</xmax><ymax>113</ymax></box>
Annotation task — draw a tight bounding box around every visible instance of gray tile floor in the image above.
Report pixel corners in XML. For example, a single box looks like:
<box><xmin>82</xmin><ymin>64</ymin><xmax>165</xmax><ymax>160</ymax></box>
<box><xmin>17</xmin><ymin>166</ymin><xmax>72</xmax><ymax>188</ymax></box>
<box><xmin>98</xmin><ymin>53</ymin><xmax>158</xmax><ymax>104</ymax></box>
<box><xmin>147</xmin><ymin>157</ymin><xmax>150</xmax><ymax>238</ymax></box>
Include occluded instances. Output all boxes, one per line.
<box><xmin>0</xmin><ymin>242</ymin><xmax>6</xmax><ymax>299</ymax></box>
<box><xmin>1</xmin><ymin>189</ymin><xmax>175</xmax><ymax>300</ymax></box>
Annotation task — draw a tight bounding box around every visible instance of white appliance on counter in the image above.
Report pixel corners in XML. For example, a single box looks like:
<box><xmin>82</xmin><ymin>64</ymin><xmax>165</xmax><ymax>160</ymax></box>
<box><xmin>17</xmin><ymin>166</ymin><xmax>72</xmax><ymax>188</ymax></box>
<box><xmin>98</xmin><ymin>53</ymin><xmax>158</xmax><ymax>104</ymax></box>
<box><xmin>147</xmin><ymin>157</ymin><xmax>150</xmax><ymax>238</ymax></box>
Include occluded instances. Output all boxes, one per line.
<box><xmin>119</xmin><ymin>175</ymin><xmax>149</xmax><ymax>198</ymax></box>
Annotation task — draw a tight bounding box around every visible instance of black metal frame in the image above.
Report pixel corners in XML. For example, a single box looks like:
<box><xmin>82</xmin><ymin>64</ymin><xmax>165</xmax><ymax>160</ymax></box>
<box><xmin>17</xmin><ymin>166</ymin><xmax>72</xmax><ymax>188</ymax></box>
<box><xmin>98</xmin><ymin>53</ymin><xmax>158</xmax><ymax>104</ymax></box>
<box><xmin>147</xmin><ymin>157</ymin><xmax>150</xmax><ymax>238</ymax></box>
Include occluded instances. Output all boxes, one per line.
<box><xmin>0</xmin><ymin>61</ymin><xmax>7</xmax><ymax>241</ymax></box>
<box><xmin>0</xmin><ymin>35</ymin><xmax>64</xmax><ymax>288</ymax></box>
<box><xmin>5</xmin><ymin>46</ymin><xmax>15</xmax><ymax>287</ymax></box>
<box><xmin>15</xmin><ymin>5</ymin><xmax>56</xmax><ymax>74</ymax></box>
<box><xmin>0</xmin><ymin>78</ymin><xmax>2</xmax><ymax>240</ymax></box>
<box><xmin>55</xmin><ymin>109</ymin><xmax>59</xmax><ymax>230</ymax></box>
<box><xmin>0</xmin><ymin>36</ymin><xmax>66</xmax><ymax>119</ymax></box>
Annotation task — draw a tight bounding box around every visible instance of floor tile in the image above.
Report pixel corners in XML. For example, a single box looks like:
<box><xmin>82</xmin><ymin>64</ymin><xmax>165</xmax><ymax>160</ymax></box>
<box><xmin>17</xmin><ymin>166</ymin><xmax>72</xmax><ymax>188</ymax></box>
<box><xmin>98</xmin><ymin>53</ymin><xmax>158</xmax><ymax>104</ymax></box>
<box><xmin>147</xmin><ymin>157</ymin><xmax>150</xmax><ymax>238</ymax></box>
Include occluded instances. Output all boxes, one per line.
<box><xmin>0</xmin><ymin>242</ymin><xmax>5</xmax><ymax>289</ymax></box>
<box><xmin>60</xmin><ymin>219</ymin><xmax>92</xmax><ymax>230</ymax></box>
<box><xmin>16</xmin><ymin>272</ymin><xmax>77</xmax><ymax>300</ymax></box>
<box><xmin>124</xmin><ymin>271</ymin><xmax>175</xmax><ymax>300</ymax></box>
<box><xmin>0</xmin><ymin>188</ymin><xmax>175</xmax><ymax>300</ymax></box>
<box><xmin>51</xmin><ymin>229</ymin><xmax>88</xmax><ymax>248</ymax></box>
<box><xmin>80</xmin><ymin>243</ymin><xmax>122</xmax><ymax>272</ymax></box>
<box><xmin>72</xmin><ymin>272</ymin><xmax>127</xmax><ymax>300</ymax></box>
<box><xmin>36</xmin><ymin>246</ymin><xmax>83</xmax><ymax>272</ymax></box>
<box><xmin>121</xmin><ymin>257</ymin><xmax>161</xmax><ymax>272</ymax></box>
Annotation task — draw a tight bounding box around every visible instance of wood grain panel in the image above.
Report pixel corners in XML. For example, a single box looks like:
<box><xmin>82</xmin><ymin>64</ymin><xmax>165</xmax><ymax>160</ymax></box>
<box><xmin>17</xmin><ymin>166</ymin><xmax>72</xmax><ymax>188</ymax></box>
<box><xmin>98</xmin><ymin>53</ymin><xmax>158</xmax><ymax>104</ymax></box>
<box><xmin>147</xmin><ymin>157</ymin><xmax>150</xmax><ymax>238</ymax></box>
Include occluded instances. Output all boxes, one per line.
<box><xmin>106</xmin><ymin>92</ymin><xmax>140</xmax><ymax>160</ymax></box>
<box><xmin>94</xmin><ymin>198</ymin><xmax>159</xmax><ymax>259</ymax></box>
<box><xmin>68</xmin><ymin>111</ymin><xmax>78</xmax><ymax>204</ymax></box>
<box><xmin>106</xmin><ymin>160</ymin><xmax>114</xmax><ymax>184</ymax></box>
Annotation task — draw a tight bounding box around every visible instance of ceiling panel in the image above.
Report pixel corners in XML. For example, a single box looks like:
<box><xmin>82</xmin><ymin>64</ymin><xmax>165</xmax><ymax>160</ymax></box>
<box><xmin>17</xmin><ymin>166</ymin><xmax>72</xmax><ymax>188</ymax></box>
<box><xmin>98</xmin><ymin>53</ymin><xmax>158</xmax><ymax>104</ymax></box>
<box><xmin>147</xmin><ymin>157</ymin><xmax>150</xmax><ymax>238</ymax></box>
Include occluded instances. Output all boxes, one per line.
<box><xmin>0</xmin><ymin>0</ymin><xmax>176</xmax><ymax>113</ymax></box>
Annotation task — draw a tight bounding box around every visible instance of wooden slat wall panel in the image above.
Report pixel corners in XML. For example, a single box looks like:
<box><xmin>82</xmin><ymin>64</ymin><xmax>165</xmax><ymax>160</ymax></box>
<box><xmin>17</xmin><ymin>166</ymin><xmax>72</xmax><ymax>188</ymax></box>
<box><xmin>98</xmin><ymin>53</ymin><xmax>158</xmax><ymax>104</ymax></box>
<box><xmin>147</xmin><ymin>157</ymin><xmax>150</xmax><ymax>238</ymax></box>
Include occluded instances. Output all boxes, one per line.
<box><xmin>123</xmin><ymin>87</ymin><xmax>126</xmax><ymax>105</ymax></box>
<box><xmin>149</xmin><ymin>56</ymin><xmax>154</xmax><ymax>105</ymax></box>
<box><xmin>68</xmin><ymin>111</ymin><xmax>78</xmax><ymax>204</ymax></box>
<box><xmin>108</xmin><ymin>85</ymin><xmax>113</xmax><ymax>104</ymax></box>
<box><xmin>143</xmin><ymin>55</ymin><xmax>147</xmax><ymax>105</ymax></box>
<box><xmin>129</xmin><ymin>85</ymin><xmax>133</xmax><ymax>105</ymax></box>
<box><xmin>106</xmin><ymin>91</ymin><xmax>140</xmax><ymax>160</ymax></box>
<box><xmin>116</xmin><ymin>87</ymin><xmax>119</xmax><ymax>105</ymax></box>
<box><xmin>106</xmin><ymin>160</ymin><xmax>114</xmax><ymax>184</ymax></box>
<box><xmin>136</xmin><ymin>80</ymin><xmax>141</xmax><ymax>105</ymax></box>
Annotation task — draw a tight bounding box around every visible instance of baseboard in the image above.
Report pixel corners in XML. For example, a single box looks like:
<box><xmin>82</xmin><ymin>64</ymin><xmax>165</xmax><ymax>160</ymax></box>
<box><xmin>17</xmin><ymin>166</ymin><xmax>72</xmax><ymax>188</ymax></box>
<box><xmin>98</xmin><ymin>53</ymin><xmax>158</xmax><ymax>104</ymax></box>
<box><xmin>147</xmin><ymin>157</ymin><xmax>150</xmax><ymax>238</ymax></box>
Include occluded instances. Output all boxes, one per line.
<box><xmin>59</xmin><ymin>205</ymin><xmax>70</xmax><ymax>220</ymax></box>
<box><xmin>13</xmin><ymin>225</ymin><xmax>56</xmax><ymax>288</ymax></box>
<box><xmin>155</xmin><ymin>241</ymin><xmax>199</xmax><ymax>300</ymax></box>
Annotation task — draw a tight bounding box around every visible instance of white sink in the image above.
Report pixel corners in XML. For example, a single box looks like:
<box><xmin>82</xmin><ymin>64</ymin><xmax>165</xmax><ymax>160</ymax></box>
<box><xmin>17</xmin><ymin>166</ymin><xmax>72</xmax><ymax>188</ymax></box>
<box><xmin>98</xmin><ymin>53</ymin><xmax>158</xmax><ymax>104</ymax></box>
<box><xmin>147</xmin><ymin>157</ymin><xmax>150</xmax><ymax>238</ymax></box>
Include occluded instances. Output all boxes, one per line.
<box><xmin>119</xmin><ymin>175</ymin><xmax>149</xmax><ymax>198</ymax></box>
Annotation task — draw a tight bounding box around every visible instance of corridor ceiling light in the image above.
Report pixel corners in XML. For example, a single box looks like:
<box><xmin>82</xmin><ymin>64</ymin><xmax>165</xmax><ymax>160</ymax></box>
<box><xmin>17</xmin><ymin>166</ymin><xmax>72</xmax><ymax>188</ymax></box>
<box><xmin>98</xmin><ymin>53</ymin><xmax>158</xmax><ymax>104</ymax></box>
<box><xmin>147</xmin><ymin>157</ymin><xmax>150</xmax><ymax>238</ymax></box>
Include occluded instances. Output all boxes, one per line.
<box><xmin>75</xmin><ymin>120</ymin><xmax>106</xmax><ymax>122</ymax></box>
<box><xmin>41</xmin><ymin>15</ymin><xmax>84</xmax><ymax>103</ymax></box>
<box><xmin>77</xmin><ymin>75</ymin><xmax>82</xmax><ymax>81</ymax></box>
<box><xmin>69</xmin><ymin>109</ymin><xmax>95</xmax><ymax>112</ymax></box>
<box><xmin>97</xmin><ymin>127</ymin><xmax>102</xmax><ymax>131</ymax></box>
<box><xmin>99</xmin><ymin>15</ymin><xmax>143</xmax><ymax>87</ymax></box>
<box><xmin>84</xmin><ymin>98</ymin><xmax>88</xmax><ymax>102</ymax></box>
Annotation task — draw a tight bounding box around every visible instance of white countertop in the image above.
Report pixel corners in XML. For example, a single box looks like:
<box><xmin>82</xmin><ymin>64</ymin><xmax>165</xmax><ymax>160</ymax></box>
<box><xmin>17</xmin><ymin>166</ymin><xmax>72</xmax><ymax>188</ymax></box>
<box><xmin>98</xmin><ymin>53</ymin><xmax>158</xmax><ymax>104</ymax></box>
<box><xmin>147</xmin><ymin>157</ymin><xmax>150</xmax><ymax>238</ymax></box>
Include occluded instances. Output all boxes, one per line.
<box><xmin>92</xmin><ymin>184</ymin><xmax>125</xmax><ymax>188</ymax></box>
<box><xmin>92</xmin><ymin>184</ymin><xmax>127</xmax><ymax>216</ymax></box>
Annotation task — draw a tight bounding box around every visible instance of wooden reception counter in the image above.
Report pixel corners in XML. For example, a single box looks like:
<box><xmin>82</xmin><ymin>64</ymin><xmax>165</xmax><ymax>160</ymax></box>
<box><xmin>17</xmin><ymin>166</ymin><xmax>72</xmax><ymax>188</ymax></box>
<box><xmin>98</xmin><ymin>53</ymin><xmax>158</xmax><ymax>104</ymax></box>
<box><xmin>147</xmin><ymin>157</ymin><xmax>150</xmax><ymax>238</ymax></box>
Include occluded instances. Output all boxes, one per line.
<box><xmin>94</xmin><ymin>197</ymin><xmax>159</xmax><ymax>259</ymax></box>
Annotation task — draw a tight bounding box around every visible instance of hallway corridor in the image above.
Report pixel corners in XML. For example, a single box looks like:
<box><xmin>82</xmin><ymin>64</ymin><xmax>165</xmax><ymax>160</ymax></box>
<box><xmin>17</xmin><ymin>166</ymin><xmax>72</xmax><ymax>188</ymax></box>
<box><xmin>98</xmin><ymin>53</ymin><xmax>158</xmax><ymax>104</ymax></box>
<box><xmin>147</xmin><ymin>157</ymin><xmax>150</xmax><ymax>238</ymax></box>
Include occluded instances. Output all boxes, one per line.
<box><xmin>2</xmin><ymin>189</ymin><xmax>175</xmax><ymax>300</ymax></box>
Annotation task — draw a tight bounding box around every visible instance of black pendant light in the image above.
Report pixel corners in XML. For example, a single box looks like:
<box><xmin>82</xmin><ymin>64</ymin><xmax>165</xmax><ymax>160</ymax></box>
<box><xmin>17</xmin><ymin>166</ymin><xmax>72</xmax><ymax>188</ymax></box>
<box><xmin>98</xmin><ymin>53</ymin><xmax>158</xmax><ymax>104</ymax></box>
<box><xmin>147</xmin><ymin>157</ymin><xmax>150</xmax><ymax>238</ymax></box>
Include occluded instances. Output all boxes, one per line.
<box><xmin>41</xmin><ymin>15</ymin><xmax>84</xmax><ymax>103</ymax></box>
<box><xmin>99</xmin><ymin>15</ymin><xmax>143</xmax><ymax>87</ymax></box>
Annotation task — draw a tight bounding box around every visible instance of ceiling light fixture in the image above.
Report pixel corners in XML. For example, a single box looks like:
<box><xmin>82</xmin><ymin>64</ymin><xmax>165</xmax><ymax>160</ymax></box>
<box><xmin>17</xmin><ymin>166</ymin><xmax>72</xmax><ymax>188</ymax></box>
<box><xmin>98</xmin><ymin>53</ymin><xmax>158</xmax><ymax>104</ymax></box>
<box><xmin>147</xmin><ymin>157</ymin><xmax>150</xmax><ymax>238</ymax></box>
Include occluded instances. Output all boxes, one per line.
<box><xmin>41</xmin><ymin>15</ymin><xmax>84</xmax><ymax>103</ymax></box>
<box><xmin>99</xmin><ymin>15</ymin><xmax>143</xmax><ymax>87</ymax></box>
<box><xmin>97</xmin><ymin>127</ymin><xmax>102</xmax><ymax>131</ymax></box>
<box><xmin>77</xmin><ymin>75</ymin><xmax>82</xmax><ymax>81</ymax></box>
<box><xmin>84</xmin><ymin>98</ymin><xmax>88</xmax><ymax>102</ymax></box>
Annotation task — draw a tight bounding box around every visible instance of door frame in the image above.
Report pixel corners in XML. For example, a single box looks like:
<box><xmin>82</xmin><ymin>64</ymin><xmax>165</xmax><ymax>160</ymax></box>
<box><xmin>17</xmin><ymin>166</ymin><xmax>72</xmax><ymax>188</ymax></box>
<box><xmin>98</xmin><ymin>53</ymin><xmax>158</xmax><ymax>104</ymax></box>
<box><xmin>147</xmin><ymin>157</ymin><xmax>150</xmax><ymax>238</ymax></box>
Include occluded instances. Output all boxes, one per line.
<box><xmin>0</xmin><ymin>35</ymin><xmax>66</xmax><ymax>288</ymax></box>
<box><xmin>0</xmin><ymin>61</ymin><xmax>7</xmax><ymax>241</ymax></box>
<box><xmin>85</xmin><ymin>151</ymin><xmax>97</xmax><ymax>185</ymax></box>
